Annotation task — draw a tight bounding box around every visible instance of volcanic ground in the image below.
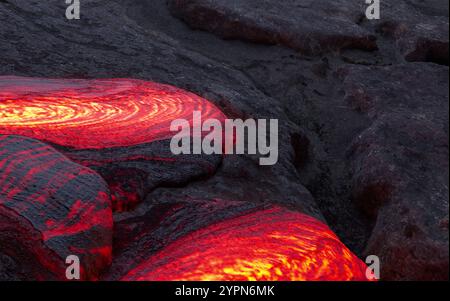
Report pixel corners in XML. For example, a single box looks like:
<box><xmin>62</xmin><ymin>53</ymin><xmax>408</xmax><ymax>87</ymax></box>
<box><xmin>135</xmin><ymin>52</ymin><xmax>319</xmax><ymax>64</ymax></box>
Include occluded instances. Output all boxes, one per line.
<box><xmin>0</xmin><ymin>0</ymin><xmax>448</xmax><ymax>280</ymax></box>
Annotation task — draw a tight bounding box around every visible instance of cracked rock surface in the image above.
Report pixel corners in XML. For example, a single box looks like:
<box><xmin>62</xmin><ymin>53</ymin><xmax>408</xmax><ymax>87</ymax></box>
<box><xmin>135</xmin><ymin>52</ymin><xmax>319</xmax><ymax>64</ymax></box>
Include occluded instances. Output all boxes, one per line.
<box><xmin>0</xmin><ymin>0</ymin><xmax>448</xmax><ymax>280</ymax></box>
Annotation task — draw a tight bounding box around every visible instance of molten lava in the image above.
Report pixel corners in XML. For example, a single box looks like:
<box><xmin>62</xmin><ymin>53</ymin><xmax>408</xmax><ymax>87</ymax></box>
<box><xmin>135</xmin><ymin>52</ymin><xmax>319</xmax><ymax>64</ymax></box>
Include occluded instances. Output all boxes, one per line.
<box><xmin>0</xmin><ymin>77</ymin><xmax>371</xmax><ymax>281</ymax></box>
<box><xmin>123</xmin><ymin>207</ymin><xmax>370</xmax><ymax>281</ymax></box>
<box><xmin>0</xmin><ymin>76</ymin><xmax>226</xmax><ymax>149</ymax></box>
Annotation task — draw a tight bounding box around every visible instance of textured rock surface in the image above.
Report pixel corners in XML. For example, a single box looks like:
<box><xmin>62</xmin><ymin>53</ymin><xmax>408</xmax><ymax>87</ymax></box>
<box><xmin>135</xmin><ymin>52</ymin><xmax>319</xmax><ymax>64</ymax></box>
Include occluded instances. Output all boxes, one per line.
<box><xmin>372</xmin><ymin>0</ymin><xmax>449</xmax><ymax>65</ymax></box>
<box><xmin>168</xmin><ymin>0</ymin><xmax>449</xmax><ymax>64</ymax></box>
<box><xmin>168</xmin><ymin>0</ymin><xmax>377</xmax><ymax>55</ymax></box>
<box><xmin>64</xmin><ymin>141</ymin><xmax>223</xmax><ymax>211</ymax></box>
<box><xmin>0</xmin><ymin>135</ymin><xmax>113</xmax><ymax>280</ymax></box>
<box><xmin>0</xmin><ymin>0</ymin><xmax>448</xmax><ymax>280</ymax></box>
<box><xmin>341</xmin><ymin>63</ymin><xmax>449</xmax><ymax>280</ymax></box>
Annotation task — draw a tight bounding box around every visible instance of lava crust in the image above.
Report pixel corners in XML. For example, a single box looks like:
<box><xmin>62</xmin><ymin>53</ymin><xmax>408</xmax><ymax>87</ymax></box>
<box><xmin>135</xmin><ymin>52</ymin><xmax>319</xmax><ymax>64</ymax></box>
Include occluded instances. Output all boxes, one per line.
<box><xmin>0</xmin><ymin>135</ymin><xmax>112</xmax><ymax>280</ymax></box>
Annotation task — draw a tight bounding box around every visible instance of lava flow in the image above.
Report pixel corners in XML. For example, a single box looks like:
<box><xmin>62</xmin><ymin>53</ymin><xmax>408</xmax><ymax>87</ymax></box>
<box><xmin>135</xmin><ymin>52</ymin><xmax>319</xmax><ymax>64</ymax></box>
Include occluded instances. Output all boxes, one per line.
<box><xmin>0</xmin><ymin>76</ymin><xmax>226</xmax><ymax>149</ymax></box>
<box><xmin>1</xmin><ymin>76</ymin><xmax>370</xmax><ymax>281</ymax></box>
<box><xmin>0</xmin><ymin>76</ymin><xmax>228</xmax><ymax>212</ymax></box>
<box><xmin>123</xmin><ymin>207</ymin><xmax>370</xmax><ymax>281</ymax></box>
<box><xmin>0</xmin><ymin>135</ymin><xmax>113</xmax><ymax>280</ymax></box>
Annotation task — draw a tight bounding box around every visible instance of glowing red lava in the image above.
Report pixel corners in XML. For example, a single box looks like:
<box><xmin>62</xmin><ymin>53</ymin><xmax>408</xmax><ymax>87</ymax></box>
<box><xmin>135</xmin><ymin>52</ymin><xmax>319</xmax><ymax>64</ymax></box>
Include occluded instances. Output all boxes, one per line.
<box><xmin>1</xmin><ymin>77</ymin><xmax>371</xmax><ymax>281</ymax></box>
<box><xmin>0</xmin><ymin>76</ymin><xmax>226</xmax><ymax>149</ymax></box>
<box><xmin>0</xmin><ymin>134</ymin><xmax>112</xmax><ymax>280</ymax></box>
<box><xmin>123</xmin><ymin>207</ymin><xmax>370</xmax><ymax>281</ymax></box>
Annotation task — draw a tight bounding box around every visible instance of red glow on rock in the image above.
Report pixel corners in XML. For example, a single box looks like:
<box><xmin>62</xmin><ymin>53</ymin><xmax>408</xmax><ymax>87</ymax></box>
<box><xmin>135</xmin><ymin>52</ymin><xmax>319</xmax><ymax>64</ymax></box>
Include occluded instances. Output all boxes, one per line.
<box><xmin>0</xmin><ymin>76</ymin><xmax>226</xmax><ymax>149</ymax></box>
<box><xmin>123</xmin><ymin>207</ymin><xmax>370</xmax><ymax>281</ymax></box>
<box><xmin>0</xmin><ymin>135</ymin><xmax>113</xmax><ymax>280</ymax></box>
<box><xmin>1</xmin><ymin>77</ymin><xmax>371</xmax><ymax>281</ymax></box>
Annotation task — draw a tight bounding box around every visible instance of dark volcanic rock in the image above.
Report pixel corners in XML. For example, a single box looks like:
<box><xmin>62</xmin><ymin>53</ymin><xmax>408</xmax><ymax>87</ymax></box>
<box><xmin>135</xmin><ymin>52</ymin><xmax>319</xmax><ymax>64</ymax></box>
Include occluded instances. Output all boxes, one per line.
<box><xmin>1</xmin><ymin>0</ymin><xmax>449</xmax><ymax>281</ymax></box>
<box><xmin>168</xmin><ymin>0</ymin><xmax>449</xmax><ymax>64</ymax></box>
<box><xmin>0</xmin><ymin>135</ymin><xmax>113</xmax><ymax>280</ymax></box>
<box><xmin>0</xmin><ymin>253</ymin><xmax>24</xmax><ymax>281</ymax></box>
<box><xmin>103</xmin><ymin>148</ymin><xmax>319</xmax><ymax>279</ymax></box>
<box><xmin>168</xmin><ymin>0</ymin><xmax>377</xmax><ymax>55</ymax></box>
<box><xmin>341</xmin><ymin>63</ymin><xmax>449</xmax><ymax>280</ymax></box>
<box><xmin>374</xmin><ymin>0</ymin><xmax>449</xmax><ymax>65</ymax></box>
<box><xmin>396</xmin><ymin>20</ymin><xmax>449</xmax><ymax>65</ymax></box>
<box><xmin>0</xmin><ymin>0</ymin><xmax>319</xmax><ymax>216</ymax></box>
<box><xmin>62</xmin><ymin>141</ymin><xmax>222</xmax><ymax>212</ymax></box>
<box><xmin>406</xmin><ymin>0</ymin><xmax>449</xmax><ymax>17</ymax></box>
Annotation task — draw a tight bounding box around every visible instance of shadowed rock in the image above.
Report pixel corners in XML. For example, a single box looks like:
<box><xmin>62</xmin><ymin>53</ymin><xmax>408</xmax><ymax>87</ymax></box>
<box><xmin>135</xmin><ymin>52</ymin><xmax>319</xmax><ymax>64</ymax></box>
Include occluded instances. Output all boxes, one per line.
<box><xmin>341</xmin><ymin>63</ymin><xmax>449</xmax><ymax>280</ymax></box>
<box><xmin>374</xmin><ymin>0</ymin><xmax>449</xmax><ymax>65</ymax></box>
<box><xmin>62</xmin><ymin>141</ymin><xmax>222</xmax><ymax>211</ymax></box>
<box><xmin>168</xmin><ymin>0</ymin><xmax>377</xmax><ymax>55</ymax></box>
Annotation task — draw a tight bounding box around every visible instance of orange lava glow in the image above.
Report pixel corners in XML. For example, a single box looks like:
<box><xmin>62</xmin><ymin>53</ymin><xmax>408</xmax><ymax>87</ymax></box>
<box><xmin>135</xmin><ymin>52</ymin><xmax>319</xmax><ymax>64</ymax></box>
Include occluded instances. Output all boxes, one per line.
<box><xmin>123</xmin><ymin>207</ymin><xmax>370</xmax><ymax>281</ymax></box>
<box><xmin>0</xmin><ymin>76</ymin><xmax>226</xmax><ymax>149</ymax></box>
<box><xmin>1</xmin><ymin>77</ymin><xmax>372</xmax><ymax>281</ymax></box>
